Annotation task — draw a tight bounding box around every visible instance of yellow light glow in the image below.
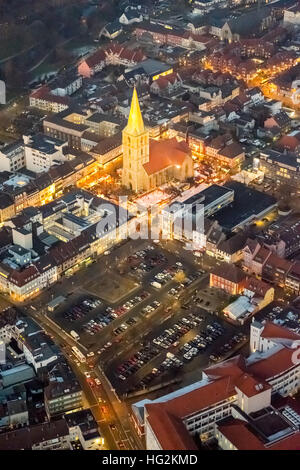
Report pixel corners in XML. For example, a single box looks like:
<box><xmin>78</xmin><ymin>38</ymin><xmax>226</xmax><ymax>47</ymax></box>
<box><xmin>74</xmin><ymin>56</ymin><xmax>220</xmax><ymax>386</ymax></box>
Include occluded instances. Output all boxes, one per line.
<box><xmin>124</xmin><ymin>87</ymin><xmax>145</xmax><ymax>136</ymax></box>
<box><xmin>152</xmin><ymin>69</ymin><xmax>173</xmax><ymax>81</ymax></box>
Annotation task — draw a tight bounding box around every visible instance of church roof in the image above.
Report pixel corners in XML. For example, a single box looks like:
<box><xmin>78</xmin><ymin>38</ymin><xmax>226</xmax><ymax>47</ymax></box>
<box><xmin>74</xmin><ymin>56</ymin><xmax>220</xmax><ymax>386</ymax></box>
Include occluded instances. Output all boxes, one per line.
<box><xmin>143</xmin><ymin>138</ymin><xmax>190</xmax><ymax>175</ymax></box>
<box><xmin>124</xmin><ymin>87</ymin><xmax>145</xmax><ymax>136</ymax></box>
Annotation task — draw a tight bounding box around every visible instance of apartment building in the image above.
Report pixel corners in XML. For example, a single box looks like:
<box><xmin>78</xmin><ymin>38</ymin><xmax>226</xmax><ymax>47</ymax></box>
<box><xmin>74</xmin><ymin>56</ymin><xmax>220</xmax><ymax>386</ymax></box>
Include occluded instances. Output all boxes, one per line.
<box><xmin>44</xmin><ymin>361</ymin><xmax>83</xmax><ymax>418</ymax></box>
<box><xmin>23</xmin><ymin>134</ymin><xmax>68</xmax><ymax>173</ymax></box>
<box><xmin>210</xmin><ymin>263</ymin><xmax>248</xmax><ymax>295</ymax></box>
<box><xmin>259</xmin><ymin>149</ymin><xmax>300</xmax><ymax>191</ymax></box>
<box><xmin>29</xmin><ymin>86</ymin><xmax>70</xmax><ymax>113</ymax></box>
<box><xmin>132</xmin><ymin>322</ymin><xmax>300</xmax><ymax>450</ymax></box>
<box><xmin>0</xmin><ymin>419</ymin><xmax>71</xmax><ymax>450</ymax></box>
<box><xmin>0</xmin><ymin>140</ymin><xmax>25</xmax><ymax>172</ymax></box>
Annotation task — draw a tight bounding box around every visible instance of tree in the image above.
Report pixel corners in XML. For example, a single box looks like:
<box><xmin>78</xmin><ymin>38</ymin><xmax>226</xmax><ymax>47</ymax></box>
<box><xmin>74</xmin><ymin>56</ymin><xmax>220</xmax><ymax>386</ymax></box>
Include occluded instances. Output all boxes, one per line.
<box><xmin>4</xmin><ymin>59</ymin><xmax>26</xmax><ymax>88</ymax></box>
<box><xmin>174</xmin><ymin>270</ymin><xmax>187</xmax><ymax>284</ymax></box>
<box><xmin>0</xmin><ymin>111</ymin><xmax>10</xmax><ymax>129</ymax></box>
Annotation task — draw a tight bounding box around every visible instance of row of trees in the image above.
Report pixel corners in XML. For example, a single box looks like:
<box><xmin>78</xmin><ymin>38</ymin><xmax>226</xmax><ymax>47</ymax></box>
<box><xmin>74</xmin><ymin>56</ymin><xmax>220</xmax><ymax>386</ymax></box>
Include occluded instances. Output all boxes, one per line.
<box><xmin>0</xmin><ymin>0</ymin><xmax>123</xmax><ymax>89</ymax></box>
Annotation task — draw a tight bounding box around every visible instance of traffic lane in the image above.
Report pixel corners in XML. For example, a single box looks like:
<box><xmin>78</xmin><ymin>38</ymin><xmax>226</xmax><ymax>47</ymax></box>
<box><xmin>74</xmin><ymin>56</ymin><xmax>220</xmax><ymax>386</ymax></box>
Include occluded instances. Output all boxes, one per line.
<box><xmin>72</xmin><ymin>363</ymin><xmax>119</xmax><ymax>450</ymax></box>
<box><xmin>25</xmin><ymin>310</ymin><xmax>133</xmax><ymax>449</ymax></box>
<box><xmin>20</xmin><ymin>303</ymin><xmax>142</xmax><ymax>450</ymax></box>
<box><xmin>69</xmin><ymin>354</ymin><xmax>140</xmax><ymax>451</ymax></box>
<box><xmin>95</xmin><ymin>365</ymin><xmax>143</xmax><ymax>450</ymax></box>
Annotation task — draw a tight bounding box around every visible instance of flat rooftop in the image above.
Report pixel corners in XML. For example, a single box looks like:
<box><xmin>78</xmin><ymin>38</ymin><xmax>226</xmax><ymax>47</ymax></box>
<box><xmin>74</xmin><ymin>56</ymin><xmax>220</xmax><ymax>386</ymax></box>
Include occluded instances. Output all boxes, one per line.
<box><xmin>184</xmin><ymin>184</ymin><xmax>233</xmax><ymax>207</ymax></box>
<box><xmin>27</xmin><ymin>134</ymin><xmax>65</xmax><ymax>154</ymax></box>
<box><xmin>210</xmin><ymin>181</ymin><xmax>277</xmax><ymax>231</ymax></box>
<box><xmin>130</xmin><ymin>59</ymin><xmax>171</xmax><ymax>76</ymax></box>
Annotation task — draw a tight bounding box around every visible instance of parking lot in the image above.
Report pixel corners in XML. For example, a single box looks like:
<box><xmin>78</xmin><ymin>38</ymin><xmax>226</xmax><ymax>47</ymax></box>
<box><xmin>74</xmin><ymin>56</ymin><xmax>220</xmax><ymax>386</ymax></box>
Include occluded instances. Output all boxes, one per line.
<box><xmin>46</xmin><ymin>240</ymin><xmax>248</xmax><ymax>398</ymax></box>
<box><xmin>256</xmin><ymin>300</ymin><xmax>300</xmax><ymax>332</ymax></box>
<box><xmin>49</xmin><ymin>244</ymin><xmax>205</xmax><ymax>349</ymax></box>
<box><xmin>103</xmin><ymin>295</ymin><xmax>247</xmax><ymax>398</ymax></box>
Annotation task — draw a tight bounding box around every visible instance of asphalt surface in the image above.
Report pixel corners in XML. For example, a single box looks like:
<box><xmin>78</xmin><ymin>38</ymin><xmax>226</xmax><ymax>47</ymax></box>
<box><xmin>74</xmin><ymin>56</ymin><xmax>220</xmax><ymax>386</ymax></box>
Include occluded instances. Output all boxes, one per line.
<box><xmin>8</xmin><ymin>238</ymin><xmax>283</xmax><ymax>450</ymax></box>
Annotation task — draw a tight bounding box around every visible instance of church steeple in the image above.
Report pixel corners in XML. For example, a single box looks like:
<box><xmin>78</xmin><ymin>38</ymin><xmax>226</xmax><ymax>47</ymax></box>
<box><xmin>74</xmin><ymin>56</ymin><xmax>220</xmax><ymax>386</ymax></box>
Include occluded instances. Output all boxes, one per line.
<box><xmin>122</xmin><ymin>87</ymin><xmax>149</xmax><ymax>192</ymax></box>
<box><xmin>125</xmin><ymin>87</ymin><xmax>145</xmax><ymax>136</ymax></box>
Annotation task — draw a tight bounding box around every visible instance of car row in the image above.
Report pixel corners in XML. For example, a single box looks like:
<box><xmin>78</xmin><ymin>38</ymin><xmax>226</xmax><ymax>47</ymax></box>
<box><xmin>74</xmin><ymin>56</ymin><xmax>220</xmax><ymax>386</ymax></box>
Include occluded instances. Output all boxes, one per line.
<box><xmin>127</xmin><ymin>247</ymin><xmax>167</xmax><ymax>275</ymax></box>
<box><xmin>168</xmin><ymin>286</ymin><xmax>181</xmax><ymax>298</ymax></box>
<box><xmin>179</xmin><ymin>322</ymin><xmax>224</xmax><ymax>361</ymax></box>
<box><xmin>81</xmin><ymin>292</ymin><xmax>149</xmax><ymax>336</ymax></box>
<box><xmin>137</xmin><ymin>353</ymin><xmax>184</xmax><ymax>389</ymax></box>
<box><xmin>210</xmin><ymin>332</ymin><xmax>246</xmax><ymax>362</ymax></box>
<box><xmin>115</xmin><ymin>345</ymin><xmax>160</xmax><ymax>381</ymax></box>
<box><xmin>82</xmin><ymin>309</ymin><xmax>115</xmax><ymax>335</ymax></box>
<box><xmin>150</xmin><ymin>266</ymin><xmax>178</xmax><ymax>288</ymax></box>
<box><xmin>141</xmin><ymin>300</ymin><xmax>161</xmax><ymax>316</ymax></box>
<box><xmin>63</xmin><ymin>297</ymin><xmax>102</xmax><ymax>322</ymax></box>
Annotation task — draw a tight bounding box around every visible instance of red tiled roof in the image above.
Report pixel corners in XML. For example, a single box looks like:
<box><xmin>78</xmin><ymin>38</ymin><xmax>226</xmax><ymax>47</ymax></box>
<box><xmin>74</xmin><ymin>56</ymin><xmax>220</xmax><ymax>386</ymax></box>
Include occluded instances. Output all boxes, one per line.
<box><xmin>247</xmin><ymin>346</ymin><xmax>298</xmax><ymax>380</ymax></box>
<box><xmin>8</xmin><ymin>265</ymin><xmax>39</xmax><ymax>287</ymax></box>
<box><xmin>85</xmin><ymin>48</ymin><xmax>106</xmax><ymax>68</ymax></box>
<box><xmin>260</xmin><ymin>321</ymin><xmax>300</xmax><ymax>342</ymax></box>
<box><xmin>243</xmin><ymin>277</ymin><xmax>272</xmax><ymax>297</ymax></box>
<box><xmin>143</xmin><ymin>138</ymin><xmax>190</xmax><ymax>175</ymax></box>
<box><xmin>152</xmin><ymin>72</ymin><xmax>179</xmax><ymax>89</ymax></box>
<box><xmin>83</xmin><ymin>44</ymin><xmax>145</xmax><ymax>69</ymax></box>
<box><xmin>146</xmin><ymin>408</ymin><xmax>198</xmax><ymax>450</ymax></box>
<box><xmin>31</xmin><ymin>85</ymin><xmax>51</xmax><ymax>98</ymax></box>
<box><xmin>253</xmin><ymin>246</ymin><xmax>272</xmax><ymax>264</ymax></box>
<box><xmin>30</xmin><ymin>85</ymin><xmax>70</xmax><ymax>105</ymax></box>
<box><xmin>204</xmin><ymin>355</ymin><xmax>246</xmax><ymax>381</ymax></box>
<box><xmin>211</xmin><ymin>263</ymin><xmax>247</xmax><ymax>284</ymax></box>
<box><xmin>208</xmin><ymin>134</ymin><xmax>232</xmax><ymax>150</ymax></box>
<box><xmin>288</xmin><ymin>261</ymin><xmax>300</xmax><ymax>280</ymax></box>
<box><xmin>218</xmin><ymin>419</ymin><xmax>300</xmax><ymax>450</ymax></box>
<box><xmin>223</xmin><ymin>101</ymin><xmax>240</xmax><ymax>114</ymax></box>
<box><xmin>146</xmin><ymin>376</ymin><xmax>236</xmax><ymax>425</ymax></box>
<box><xmin>218</xmin><ymin>419</ymin><xmax>264</xmax><ymax>449</ymax></box>
<box><xmin>277</xmin><ymin>133</ymin><xmax>300</xmax><ymax>151</ymax></box>
<box><xmin>269</xmin><ymin>432</ymin><xmax>300</xmax><ymax>450</ymax></box>
<box><xmin>235</xmin><ymin>373</ymin><xmax>271</xmax><ymax>398</ymax></box>
<box><xmin>264</xmin><ymin>253</ymin><xmax>292</xmax><ymax>273</ymax></box>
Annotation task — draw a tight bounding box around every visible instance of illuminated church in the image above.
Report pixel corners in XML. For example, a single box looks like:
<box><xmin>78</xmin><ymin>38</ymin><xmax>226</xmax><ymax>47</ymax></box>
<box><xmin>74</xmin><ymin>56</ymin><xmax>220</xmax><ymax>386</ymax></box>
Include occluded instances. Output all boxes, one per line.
<box><xmin>122</xmin><ymin>88</ymin><xmax>193</xmax><ymax>192</ymax></box>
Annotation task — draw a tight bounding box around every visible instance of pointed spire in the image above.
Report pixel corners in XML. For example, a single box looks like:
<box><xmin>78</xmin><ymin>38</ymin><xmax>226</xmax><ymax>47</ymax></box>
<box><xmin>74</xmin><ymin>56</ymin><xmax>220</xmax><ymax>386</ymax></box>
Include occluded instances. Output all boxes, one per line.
<box><xmin>125</xmin><ymin>87</ymin><xmax>145</xmax><ymax>136</ymax></box>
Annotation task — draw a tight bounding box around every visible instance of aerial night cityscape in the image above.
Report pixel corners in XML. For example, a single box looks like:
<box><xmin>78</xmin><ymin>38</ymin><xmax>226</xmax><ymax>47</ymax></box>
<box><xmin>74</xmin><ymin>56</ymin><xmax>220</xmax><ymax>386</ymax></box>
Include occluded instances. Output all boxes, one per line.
<box><xmin>0</xmin><ymin>0</ymin><xmax>299</xmax><ymax>458</ymax></box>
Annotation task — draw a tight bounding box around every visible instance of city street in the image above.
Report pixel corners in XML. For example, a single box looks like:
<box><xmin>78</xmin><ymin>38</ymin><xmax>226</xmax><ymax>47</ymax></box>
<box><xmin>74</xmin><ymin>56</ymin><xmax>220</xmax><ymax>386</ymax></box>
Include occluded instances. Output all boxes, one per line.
<box><xmin>5</xmin><ymin>237</ymin><xmax>287</xmax><ymax>450</ymax></box>
<box><xmin>20</xmin><ymin>305</ymin><xmax>143</xmax><ymax>450</ymax></box>
<box><xmin>10</xmin><ymin>238</ymin><xmax>229</xmax><ymax>449</ymax></box>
